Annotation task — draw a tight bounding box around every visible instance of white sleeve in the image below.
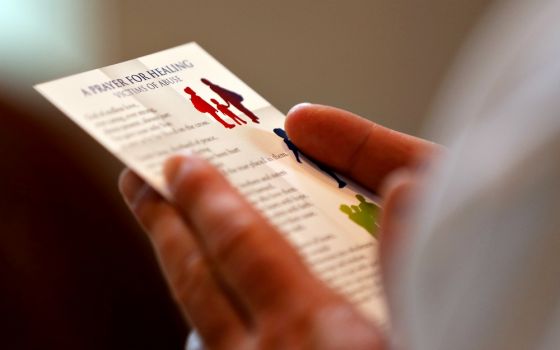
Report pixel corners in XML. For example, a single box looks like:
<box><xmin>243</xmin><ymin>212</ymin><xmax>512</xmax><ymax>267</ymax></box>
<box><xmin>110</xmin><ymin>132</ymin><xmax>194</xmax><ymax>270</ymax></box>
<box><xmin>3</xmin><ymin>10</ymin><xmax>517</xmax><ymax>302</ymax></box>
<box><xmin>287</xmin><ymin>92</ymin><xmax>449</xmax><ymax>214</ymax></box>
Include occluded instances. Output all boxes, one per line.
<box><xmin>389</xmin><ymin>1</ymin><xmax>560</xmax><ymax>349</ymax></box>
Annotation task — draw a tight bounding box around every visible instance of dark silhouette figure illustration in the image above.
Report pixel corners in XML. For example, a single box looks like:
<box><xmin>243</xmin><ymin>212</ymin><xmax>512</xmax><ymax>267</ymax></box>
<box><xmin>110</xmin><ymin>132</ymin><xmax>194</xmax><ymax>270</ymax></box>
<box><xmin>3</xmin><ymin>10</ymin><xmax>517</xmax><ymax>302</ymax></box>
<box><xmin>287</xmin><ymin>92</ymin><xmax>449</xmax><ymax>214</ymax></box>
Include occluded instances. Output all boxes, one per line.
<box><xmin>274</xmin><ymin>128</ymin><xmax>346</xmax><ymax>188</ymax></box>
<box><xmin>210</xmin><ymin>98</ymin><xmax>247</xmax><ymax>125</ymax></box>
<box><xmin>340</xmin><ymin>195</ymin><xmax>380</xmax><ymax>238</ymax></box>
<box><xmin>314</xmin><ymin>161</ymin><xmax>347</xmax><ymax>188</ymax></box>
<box><xmin>273</xmin><ymin>128</ymin><xmax>301</xmax><ymax>162</ymax></box>
<box><xmin>184</xmin><ymin>87</ymin><xmax>235</xmax><ymax>129</ymax></box>
<box><xmin>201</xmin><ymin>78</ymin><xmax>260</xmax><ymax>124</ymax></box>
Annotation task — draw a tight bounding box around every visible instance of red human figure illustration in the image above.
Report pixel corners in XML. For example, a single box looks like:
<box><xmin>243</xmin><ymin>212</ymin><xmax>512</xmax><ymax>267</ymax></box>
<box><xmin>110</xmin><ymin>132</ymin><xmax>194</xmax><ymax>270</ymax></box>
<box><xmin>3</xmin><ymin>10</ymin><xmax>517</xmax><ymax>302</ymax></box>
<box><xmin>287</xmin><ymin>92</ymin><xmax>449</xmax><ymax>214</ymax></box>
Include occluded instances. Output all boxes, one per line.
<box><xmin>201</xmin><ymin>78</ymin><xmax>260</xmax><ymax>123</ymax></box>
<box><xmin>184</xmin><ymin>87</ymin><xmax>235</xmax><ymax>129</ymax></box>
<box><xmin>210</xmin><ymin>98</ymin><xmax>247</xmax><ymax>125</ymax></box>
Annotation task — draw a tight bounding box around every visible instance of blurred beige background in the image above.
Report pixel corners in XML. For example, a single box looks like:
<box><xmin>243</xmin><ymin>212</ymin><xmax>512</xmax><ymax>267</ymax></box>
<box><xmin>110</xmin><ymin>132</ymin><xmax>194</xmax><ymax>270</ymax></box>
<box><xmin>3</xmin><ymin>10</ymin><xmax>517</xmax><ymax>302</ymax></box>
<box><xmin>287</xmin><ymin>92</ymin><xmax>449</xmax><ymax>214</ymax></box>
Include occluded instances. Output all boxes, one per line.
<box><xmin>0</xmin><ymin>1</ymin><xmax>493</xmax><ymax>348</ymax></box>
<box><xmin>0</xmin><ymin>0</ymin><xmax>493</xmax><ymax>195</ymax></box>
<box><xmin>3</xmin><ymin>0</ymin><xmax>492</xmax><ymax>129</ymax></box>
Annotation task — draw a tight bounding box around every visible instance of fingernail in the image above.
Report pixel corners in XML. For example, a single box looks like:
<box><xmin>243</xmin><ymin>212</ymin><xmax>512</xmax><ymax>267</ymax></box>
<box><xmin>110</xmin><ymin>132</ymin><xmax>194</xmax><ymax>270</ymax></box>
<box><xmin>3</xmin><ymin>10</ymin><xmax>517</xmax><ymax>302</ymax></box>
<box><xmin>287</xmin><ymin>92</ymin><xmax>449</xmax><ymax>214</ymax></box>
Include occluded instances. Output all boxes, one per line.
<box><xmin>130</xmin><ymin>184</ymin><xmax>152</xmax><ymax>211</ymax></box>
<box><xmin>119</xmin><ymin>169</ymin><xmax>142</xmax><ymax>202</ymax></box>
<box><xmin>164</xmin><ymin>152</ymin><xmax>198</xmax><ymax>196</ymax></box>
<box><xmin>287</xmin><ymin>102</ymin><xmax>312</xmax><ymax>115</ymax></box>
<box><xmin>119</xmin><ymin>169</ymin><xmax>152</xmax><ymax>210</ymax></box>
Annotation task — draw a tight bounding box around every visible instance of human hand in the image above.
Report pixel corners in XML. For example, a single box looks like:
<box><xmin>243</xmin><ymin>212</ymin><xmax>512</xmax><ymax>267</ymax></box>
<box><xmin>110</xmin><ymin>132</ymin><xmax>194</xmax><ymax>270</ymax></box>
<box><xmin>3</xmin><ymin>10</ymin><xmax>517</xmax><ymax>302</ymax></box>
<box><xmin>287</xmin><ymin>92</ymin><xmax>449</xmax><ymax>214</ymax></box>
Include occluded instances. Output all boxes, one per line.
<box><xmin>118</xmin><ymin>158</ymin><xmax>383</xmax><ymax>349</ymax></box>
<box><xmin>284</xmin><ymin>104</ymin><xmax>438</xmax><ymax>283</ymax></box>
<box><xmin>119</xmin><ymin>103</ymin><xmax>437</xmax><ymax>349</ymax></box>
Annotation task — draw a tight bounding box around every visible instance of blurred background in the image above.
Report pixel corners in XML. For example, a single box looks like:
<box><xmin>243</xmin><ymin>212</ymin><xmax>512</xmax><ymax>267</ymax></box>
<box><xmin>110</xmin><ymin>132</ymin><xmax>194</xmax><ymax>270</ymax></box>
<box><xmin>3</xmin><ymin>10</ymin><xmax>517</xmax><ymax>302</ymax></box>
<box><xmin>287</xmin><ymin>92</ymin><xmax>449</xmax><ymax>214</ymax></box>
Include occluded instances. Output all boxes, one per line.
<box><xmin>0</xmin><ymin>0</ymin><xmax>491</xmax><ymax>348</ymax></box>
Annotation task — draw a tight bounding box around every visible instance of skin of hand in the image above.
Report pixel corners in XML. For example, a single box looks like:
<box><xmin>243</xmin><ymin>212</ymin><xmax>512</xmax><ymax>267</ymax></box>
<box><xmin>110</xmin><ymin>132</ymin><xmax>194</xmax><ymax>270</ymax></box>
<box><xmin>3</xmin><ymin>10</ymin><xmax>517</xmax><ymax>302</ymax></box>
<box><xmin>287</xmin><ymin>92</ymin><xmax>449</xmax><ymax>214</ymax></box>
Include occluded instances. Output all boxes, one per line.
<box><xmin>119</xmin><ymin>103</ymin><xmax>437</xmax><ymax>349</ymax></box>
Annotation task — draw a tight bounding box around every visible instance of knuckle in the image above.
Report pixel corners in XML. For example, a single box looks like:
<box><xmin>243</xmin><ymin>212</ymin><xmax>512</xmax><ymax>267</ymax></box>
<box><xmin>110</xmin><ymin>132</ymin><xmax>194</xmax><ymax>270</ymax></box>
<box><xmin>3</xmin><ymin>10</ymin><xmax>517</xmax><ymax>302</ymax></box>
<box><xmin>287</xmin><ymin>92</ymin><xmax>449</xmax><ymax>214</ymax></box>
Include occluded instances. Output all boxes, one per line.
<box><xmin>208</xmin><ymin>214</ymin><xmax>255</xmax><ymax>263</ymax></box>
<box><xmin>257</xmin><ymin>312</ymin><xmax>314</xmax><ymax>348</ymax></box>
<box><xmin>172</xmin><ymin>252</ymin><xmax>207</xmax><ymax>305</ymax></box>
<box><xmin>152</xmin><ymin>223</ymin><xmax>181</xmax><ymax>257</ymax></box>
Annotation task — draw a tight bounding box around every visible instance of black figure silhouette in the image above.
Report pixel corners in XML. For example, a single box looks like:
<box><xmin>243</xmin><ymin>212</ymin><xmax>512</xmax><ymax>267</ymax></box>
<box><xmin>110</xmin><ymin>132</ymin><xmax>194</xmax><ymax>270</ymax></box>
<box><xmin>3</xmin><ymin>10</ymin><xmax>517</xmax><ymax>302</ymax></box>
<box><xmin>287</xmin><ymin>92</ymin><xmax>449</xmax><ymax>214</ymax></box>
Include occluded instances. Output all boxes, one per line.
<box><xmin>273</xmin><ymin>128</ymin><xmax>347</xmax><ymax>188</ymax></box>
<box><xmin>184</xmin><ymin>87</ymin><xmax>235</xmax><ymax>129</ymax></box>
<box><xmin>210</xmin><ymin>98</ymin><xmax>247</xmax><ymax>125</ymax></box>
<box><xmin>273</xmin><ymin>128</ymin><xmax>301</xmax><ymax>162</ymax></box>
<box><xmin>201</xmin><ymin>78</ymin><xmax>260</xmax><ymax>124</ymax></box>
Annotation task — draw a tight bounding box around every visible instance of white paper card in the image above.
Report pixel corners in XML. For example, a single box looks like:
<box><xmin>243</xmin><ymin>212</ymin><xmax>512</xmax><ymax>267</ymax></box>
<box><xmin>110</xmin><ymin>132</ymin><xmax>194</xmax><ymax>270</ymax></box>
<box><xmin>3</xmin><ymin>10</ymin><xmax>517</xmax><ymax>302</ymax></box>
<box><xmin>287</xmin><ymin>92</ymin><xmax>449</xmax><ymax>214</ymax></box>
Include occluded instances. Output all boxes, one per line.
<box><xmin>35</xmin><ymin>42</ymin><xmax>386</xmax><ymax>324</ymax></box>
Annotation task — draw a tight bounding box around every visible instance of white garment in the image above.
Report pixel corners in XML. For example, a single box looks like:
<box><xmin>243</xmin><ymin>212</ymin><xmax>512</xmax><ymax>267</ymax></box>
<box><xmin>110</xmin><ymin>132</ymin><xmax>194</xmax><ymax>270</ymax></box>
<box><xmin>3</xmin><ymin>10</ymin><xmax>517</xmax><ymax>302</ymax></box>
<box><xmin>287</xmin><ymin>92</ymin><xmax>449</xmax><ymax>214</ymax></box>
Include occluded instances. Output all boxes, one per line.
<box><xmin>390</xmin><ymin>0</ymin><xmax>560</xmax><ymax>349</ymax></box>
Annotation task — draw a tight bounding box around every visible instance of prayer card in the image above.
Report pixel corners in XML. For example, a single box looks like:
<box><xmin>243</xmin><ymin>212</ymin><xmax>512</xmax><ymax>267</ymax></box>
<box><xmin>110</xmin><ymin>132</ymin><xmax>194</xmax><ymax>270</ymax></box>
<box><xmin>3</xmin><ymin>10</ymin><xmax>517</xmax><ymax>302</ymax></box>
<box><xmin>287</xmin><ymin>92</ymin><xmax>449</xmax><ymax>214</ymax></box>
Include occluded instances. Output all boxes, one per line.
<box><xmin>35</xmin><ymin>42</ymin><xmax>386</xmax><ymax>325</ymax></box>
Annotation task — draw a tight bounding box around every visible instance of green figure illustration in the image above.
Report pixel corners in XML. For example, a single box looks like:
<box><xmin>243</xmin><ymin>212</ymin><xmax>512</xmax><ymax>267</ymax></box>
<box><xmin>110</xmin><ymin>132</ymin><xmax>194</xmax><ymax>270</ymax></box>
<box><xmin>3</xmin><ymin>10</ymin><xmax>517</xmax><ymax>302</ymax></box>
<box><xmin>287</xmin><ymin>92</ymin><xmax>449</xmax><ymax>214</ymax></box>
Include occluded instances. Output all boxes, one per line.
<box><xmin>340</xmin><ymin>195</ymin><xmax>380</xmax><ymax>238</ymax></box>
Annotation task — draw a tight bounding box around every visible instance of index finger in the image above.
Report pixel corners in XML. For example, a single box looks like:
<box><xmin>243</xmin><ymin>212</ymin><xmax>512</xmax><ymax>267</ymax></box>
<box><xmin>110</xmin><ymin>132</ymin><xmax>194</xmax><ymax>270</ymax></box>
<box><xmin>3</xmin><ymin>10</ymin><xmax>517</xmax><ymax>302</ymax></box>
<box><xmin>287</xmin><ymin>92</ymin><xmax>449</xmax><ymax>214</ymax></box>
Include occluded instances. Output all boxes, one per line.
<box><xmin>285</xmin><ymin>104</ymin><xmax>437</xmax><ymax>192</ymax></box>
<box><xmin>164</xmin><ymin>155</ymin><xmax>335</xmax><ymax>316</ymax></box>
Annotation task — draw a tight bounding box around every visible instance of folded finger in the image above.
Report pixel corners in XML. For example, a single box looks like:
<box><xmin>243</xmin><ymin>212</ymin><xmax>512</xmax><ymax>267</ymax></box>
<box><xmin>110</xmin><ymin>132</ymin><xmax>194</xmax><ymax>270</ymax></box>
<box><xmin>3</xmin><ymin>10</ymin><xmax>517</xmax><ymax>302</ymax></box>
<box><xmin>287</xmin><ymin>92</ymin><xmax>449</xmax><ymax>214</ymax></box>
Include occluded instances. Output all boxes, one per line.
<box><xmin>163</xmin><ymin>156</ymin><xmax>334</xmax><ymax>318</ymax></box>
<box><xmin>119</xmin><ymin>169</ymin><xmax>248</xmax><ymax>349</ymax></box>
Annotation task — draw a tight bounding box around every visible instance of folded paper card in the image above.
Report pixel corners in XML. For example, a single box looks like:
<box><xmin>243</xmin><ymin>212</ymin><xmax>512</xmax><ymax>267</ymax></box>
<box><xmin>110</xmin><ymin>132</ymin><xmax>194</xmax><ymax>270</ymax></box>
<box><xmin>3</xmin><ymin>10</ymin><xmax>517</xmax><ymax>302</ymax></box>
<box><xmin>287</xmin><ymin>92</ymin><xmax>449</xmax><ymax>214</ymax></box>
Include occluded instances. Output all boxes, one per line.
<box><xmin>35</xmin><ymin>42</ymin><xmax>386</xmax><ymax>324</ymax></box>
